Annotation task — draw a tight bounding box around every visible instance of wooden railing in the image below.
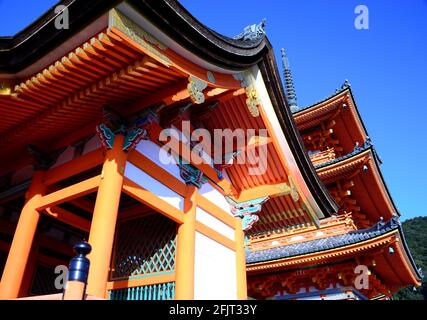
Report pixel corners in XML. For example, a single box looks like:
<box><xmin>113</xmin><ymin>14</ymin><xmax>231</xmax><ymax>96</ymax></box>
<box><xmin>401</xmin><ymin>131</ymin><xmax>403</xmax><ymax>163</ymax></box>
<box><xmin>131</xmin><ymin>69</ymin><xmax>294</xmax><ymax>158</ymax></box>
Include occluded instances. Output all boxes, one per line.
<box><xmin>107</xmin><ymin>272</ymin><xmax>176</xmax><ymax>301</ymax></box>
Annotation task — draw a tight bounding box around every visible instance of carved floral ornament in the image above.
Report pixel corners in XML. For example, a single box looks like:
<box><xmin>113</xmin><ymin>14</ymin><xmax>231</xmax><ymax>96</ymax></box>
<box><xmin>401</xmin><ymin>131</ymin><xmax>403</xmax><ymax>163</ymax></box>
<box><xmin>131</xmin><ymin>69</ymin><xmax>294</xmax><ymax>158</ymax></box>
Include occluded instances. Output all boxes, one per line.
<box><xmin>233</xmin><ymin>71</ymin><xmax>262</xmax><ymax>118</ymax></box>
<box><xmin>187</xmin><ymin>75</ymin><xmax>208</xmax><ymax>104</ymax></box>
<box><xmin>245</xmin><ymin>86</ymin><xmax>261</xmax><ymax>117</ymax></box>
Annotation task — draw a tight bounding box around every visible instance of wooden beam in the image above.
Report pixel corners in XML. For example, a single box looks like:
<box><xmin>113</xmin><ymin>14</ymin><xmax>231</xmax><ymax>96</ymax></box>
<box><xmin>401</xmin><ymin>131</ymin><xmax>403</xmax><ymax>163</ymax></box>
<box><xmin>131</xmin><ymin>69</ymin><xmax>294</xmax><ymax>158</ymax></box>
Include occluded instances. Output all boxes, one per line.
<box><xmin>234</xmin><ymin>182</ymin><xmax>291</xmax><ymax>203</ymax></box>
<box><xmin>149</xmin><ymin>122</ymin><xmax>235</xmax><ymax>196</ymax></box>
<box><xmin>36</xmin><ymin>175</ymin><xmax>100</xmax><ymax>210</ymax></box>
<box><xmin>128</xmin><ymin>149</ymin><xmax>187</xmax><ymax>197</ymax></box>
<box><xmin>45</xmin><ymin>207</ymin><xmax>91</xmax><ymax>232</ymax></box>
<box><xmin>44</xmin><ymin>148</ymin><xmax>104</xmax><ymax>186</ymax></box>
<box><xmin>195</xmin><ymin>222</ymin><xmax>236</xmax><ymax>251</ymax></box>
<box><xmin>106</xmin><ymin>272</ymin><xmax>176</xmax><ymax>291</ymax></box>
<box><xmin>123</xmin><ymin>80</ymin><xmax>188</xmax><ymax>116</ymax></box>
<box><xmin>122</xmin><ymin>178</ymin><xmax>184</xmax><ymax>224</ymax></box>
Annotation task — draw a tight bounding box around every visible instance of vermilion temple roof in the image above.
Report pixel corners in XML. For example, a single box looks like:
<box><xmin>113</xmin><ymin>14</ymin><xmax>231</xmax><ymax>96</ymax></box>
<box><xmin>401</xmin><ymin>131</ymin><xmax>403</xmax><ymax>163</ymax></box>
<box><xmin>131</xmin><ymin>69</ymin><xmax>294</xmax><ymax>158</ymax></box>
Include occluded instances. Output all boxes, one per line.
<box><xmin>248</xmin><ymin>216</ymin><xmax>392</xmax><ymax>262</ymax></box>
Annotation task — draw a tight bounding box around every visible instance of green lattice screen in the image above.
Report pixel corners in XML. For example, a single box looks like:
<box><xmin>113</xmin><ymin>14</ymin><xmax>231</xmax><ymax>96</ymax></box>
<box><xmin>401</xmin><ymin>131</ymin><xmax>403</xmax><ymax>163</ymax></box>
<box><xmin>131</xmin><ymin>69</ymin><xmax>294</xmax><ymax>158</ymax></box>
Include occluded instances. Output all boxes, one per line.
<box><xmin>30</xmin><ymin>263</ymin><xmax>62</xmax><ymax>296</ymax></box>
<box><xmin>111</xmin><ymin>213</ymin><xmax>177</xmax><ymax>279</ymax></box>
<box><xmin>109</xmin><ymin>282</ymin><xmax>175</xmax><ymax>300</ymax></box>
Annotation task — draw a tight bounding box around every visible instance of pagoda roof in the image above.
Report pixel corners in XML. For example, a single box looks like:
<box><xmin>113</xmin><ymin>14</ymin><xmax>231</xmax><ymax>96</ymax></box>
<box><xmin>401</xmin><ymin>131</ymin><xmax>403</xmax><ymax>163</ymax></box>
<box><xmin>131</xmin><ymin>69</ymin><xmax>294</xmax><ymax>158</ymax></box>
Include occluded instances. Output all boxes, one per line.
<box><xmin>246</xmin><ymin>216</ymin><xmax>423</xmax><ymax>286</ymax></box>
<box><xmin>315</xmin><ymin>140</ymin><xmax>400</xmax><ymax>222</ymax></box>
<box><xmin>294</xmin><ymin>85</ymin><xmax>369</xmax><ymax>154</ymax></box>
<box><xmin>313</xmin><ymin>138</ymin><xmax>378</xmax><ymax>170</ymax></box>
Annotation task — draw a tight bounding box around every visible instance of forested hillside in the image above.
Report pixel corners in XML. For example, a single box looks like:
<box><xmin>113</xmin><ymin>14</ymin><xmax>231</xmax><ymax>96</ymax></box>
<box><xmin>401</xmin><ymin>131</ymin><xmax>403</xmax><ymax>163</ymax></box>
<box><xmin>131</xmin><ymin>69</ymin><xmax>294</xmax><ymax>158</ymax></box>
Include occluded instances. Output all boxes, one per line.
<box><xmin>393</xmin><ymin>216</ymin><xmax>427</xmax><ymax>300</ymax></box>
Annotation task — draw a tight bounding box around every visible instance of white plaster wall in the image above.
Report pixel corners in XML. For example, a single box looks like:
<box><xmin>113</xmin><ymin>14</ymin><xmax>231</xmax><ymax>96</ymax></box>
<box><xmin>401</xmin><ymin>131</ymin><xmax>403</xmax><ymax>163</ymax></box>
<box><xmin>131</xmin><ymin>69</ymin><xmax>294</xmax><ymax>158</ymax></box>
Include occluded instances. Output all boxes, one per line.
<box><xmin>196</xmin><ymin>207</ymin><xmax>234</xmax><ymax>241</ymax></box>
<box><xmin>194</xmin><ymin>232</ymin><xmax>237</xmax><ymax>300</ymax></box>
<box><xmin>135</xmin><ymin>139</ymin><xmax>184</xmax><ymax>183</ymax></box>
<box><xmin>198</xmin><ymin>182</ymin><xmax>232</xmax><ymax>214</ymax></box>
<box><xmin>124</xmin><ymin>162</ymin><xmax>184</xmax><ymax>211</ymax></box>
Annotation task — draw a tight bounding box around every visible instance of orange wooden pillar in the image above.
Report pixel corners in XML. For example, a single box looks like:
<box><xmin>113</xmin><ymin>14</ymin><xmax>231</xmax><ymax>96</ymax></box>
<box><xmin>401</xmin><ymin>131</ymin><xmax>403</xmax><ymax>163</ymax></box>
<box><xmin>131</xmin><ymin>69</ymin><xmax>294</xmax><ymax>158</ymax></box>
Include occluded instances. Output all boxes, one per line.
<box><xmin>18</xmin><ymin>237</ymin><xmax>40</xmax><ymax>297</ymax></box>
<box><xmin>174</xmin><ymin>185</ymin><xmax>197</xmax><ymax>300</ymax></box>
<box><xmin>86</xmin><ymin>135</ymin><xmax>127</xmax><ymax>298</ymax></box>
<box><xmin>235</xmin><ymin>217</ymin><xmax>248</xmax><ymax>299</ymax></box>
<box><xmin>0</xmin><ymin>170</ymin><xmax>46</xmax><ymax>299</ymax></box>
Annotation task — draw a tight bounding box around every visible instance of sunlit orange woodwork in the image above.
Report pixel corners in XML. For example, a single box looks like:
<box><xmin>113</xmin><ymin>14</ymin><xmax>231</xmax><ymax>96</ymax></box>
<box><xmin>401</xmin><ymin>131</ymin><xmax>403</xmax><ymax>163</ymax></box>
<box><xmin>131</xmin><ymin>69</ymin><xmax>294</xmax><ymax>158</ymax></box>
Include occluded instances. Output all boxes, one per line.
<box><xmin>36</xmin><ymin>175</ymin><xmax>100</xmax><ymax>211</ymax></box>
<box><xmin>0</xmin><ymin>171</ymin><xmax>46</xmax><ymax>299</ymax></box>
<box><xmin>86</xmin><ymin>135</ymin><xmax>127</xmax><ymax>298</ymax></box>
<box><xmin>174</xmin><ymin>186</ymin><xmax>197</xmax><ymax>300</ymax></box>
<box><xmin>44</xmin><ymin>148</ymin><xmax>104</xmax><ymax>186</ymax></box>
<box><xmin>45</xmin><ymin>207</ymin><xmax>91</xmax><ymax>232</ymax></box>
<box><xmin>122</xmin><ymin>178</ymin><xmax>185</xmax><ymax>224</ymax></box>
<box><xmin>128</xmin><ymin>149</ymin><xmax>187</xmax><ymax>197</ymax></box>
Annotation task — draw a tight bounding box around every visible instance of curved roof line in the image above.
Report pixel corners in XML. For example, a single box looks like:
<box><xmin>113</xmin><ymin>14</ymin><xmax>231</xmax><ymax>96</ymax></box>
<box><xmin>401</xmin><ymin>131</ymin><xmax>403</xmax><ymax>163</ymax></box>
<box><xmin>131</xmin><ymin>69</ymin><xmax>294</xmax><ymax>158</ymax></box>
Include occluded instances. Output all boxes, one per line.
<box><xmin>0</xmin><ymin>0</ymin><xmax>269</xmax><ymax>73</ymax></box>
<box><xmin>247</xmin><ymin>216</ymin><xmax>423</xmax><ymax>281</ymax></box>
<box><xmin>0</xmin><ymin>0</ymin><xmax>338</xmax><ymax>217</ymax></box>
<box><xmin>315</xmin><ymin>141</ymin><xmax>401</xmax><ymax>217</ymax></box>
<box><xmin>314</xmin><ymin>138</ymin><xmax>378</xmax><ymax>169</ymax></box>
<box><xmin>294</xmin><ymin>85</ymin><xmax>370</xmax><ymax>139</ymax></box>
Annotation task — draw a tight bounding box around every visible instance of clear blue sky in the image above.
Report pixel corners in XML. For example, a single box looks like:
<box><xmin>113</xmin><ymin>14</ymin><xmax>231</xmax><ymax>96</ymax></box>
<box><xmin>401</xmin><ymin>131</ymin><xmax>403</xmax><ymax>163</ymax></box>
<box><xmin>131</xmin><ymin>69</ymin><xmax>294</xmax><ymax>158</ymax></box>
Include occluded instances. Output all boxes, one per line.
<box><xmin>1</xmin><ymin>1</ymin><xmax>426</xmax><ymax>220</ymax></box>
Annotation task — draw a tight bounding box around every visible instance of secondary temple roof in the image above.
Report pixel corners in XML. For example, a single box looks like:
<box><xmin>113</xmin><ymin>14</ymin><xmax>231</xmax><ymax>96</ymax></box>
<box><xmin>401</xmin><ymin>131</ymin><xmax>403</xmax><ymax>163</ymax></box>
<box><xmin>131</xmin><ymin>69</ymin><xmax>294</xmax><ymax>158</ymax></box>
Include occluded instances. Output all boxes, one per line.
<box><xmin>247</xmin><ymin>216</ymin><xmax>405</xmax><ymax>264</ymax></box>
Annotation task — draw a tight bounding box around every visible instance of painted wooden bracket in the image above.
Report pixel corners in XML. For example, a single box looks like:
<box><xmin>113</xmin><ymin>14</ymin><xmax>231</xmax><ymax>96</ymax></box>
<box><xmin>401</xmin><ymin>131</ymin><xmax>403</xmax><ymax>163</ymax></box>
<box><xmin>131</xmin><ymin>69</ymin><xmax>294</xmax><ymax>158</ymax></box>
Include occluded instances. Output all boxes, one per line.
<box><xmin>96</xmin><ymin>108</ymin><xmax>159</xmax><ymax>152</ymax></box>
<box><xmin>227</xmin><ymin>196</ymin><xmax>269</xmax><ymax>231</ymax></box>
<box><xmin>177</xmin><ymin>157</ymin><xmax>208</xmax><ymax>188</ymax></box>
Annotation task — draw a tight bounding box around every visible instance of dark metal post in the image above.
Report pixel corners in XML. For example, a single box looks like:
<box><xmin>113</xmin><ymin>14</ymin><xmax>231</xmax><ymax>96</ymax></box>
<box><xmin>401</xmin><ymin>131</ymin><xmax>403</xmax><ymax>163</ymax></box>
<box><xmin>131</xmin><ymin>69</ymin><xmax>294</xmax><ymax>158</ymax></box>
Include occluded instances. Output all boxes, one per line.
<box><xmin>63</xmin><ymin>240</ymin><xmax>91</xmax><ymax>300</ymax></box>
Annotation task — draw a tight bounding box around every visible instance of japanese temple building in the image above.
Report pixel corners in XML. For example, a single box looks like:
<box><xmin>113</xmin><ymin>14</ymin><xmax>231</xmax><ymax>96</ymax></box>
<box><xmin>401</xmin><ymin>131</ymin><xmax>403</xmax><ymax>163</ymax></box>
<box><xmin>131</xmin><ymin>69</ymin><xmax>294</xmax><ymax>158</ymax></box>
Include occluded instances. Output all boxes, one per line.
<box><xmin>245</xmin><ymin>53</ymin><xmax>422</xmax><ymax>300</ymax></box>
<box><xmin>0</xmin><ymin>0</ymin><xmax>421</xmax><ymax>300</ymax></box>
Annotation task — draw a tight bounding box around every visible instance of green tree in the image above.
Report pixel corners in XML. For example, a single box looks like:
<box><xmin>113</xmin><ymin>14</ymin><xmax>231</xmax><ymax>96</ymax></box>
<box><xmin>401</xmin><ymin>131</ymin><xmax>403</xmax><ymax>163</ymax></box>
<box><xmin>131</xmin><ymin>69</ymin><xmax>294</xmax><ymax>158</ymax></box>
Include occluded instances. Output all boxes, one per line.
<box><xmin>393</xmin><ymin>216</ymin><xmax>427</xmax><ymax>300</ymax></box>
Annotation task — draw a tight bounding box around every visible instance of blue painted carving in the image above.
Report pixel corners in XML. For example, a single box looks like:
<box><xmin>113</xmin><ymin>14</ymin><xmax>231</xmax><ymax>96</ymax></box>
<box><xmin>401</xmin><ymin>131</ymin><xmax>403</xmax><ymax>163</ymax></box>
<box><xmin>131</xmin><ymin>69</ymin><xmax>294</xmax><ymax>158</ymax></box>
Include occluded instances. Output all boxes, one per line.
<box><xmin>242</xmin><ymin>215</ymin><xmax>259</xmax><ymax>232</ymax></box>
<box><xmin>97</xmin><ymin>108</ymin><xmax>159</xmax><ymax>152</ymax></box>
<box><xmin>233</xmin><ymin>19</ymin><xmax>267</xmax><ymax>41</ymax></box>
<box><xmin>227</xmin><ymin>196</ymin><xmax>269</xmax><ymax>231</ymax></box>
<box><xmin>122</xmin><ymin>127</ymin><xmax>148</xmax><ymax>152</ymax></box>
<box><xmin>177</xmin><ymin>157</ymin><xmax>208</xmax><ymax>188</ymax></box>
<box><xmin>96</xmin><ymin>123</ymin><xmax>115</xmax><ymax>149</ymax></box>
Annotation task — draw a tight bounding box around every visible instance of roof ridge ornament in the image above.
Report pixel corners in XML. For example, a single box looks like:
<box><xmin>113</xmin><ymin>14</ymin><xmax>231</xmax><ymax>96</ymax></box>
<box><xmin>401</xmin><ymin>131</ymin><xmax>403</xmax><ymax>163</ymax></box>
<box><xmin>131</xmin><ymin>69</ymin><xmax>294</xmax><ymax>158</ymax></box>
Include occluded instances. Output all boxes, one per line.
<box><xmin>281</xmin><ymin>48</ymin><xmax>299</xmax><ymax>113</ymax></box>
<box><xmin>336</xmin><ymin>79</ymin><xmax>351</xmax><ymax>93</ymax></box>
<box><xmin>233</xmin><ymin>19</ymin><xmax>267</xmax><ymax>41</ymax></box>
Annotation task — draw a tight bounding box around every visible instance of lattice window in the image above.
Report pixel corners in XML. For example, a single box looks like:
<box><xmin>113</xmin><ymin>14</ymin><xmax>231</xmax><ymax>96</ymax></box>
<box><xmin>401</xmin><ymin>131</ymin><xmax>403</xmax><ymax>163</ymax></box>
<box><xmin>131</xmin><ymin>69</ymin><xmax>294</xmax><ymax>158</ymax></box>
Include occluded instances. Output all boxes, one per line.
<box><xmin>112</xmin><ymin>213</ymin><xmax>177</xmax><ymax>279</ymax></box>
<box><xmin>109</xmin><ymin>282</ymin><xmax>175</xmax><ymax>300</ymax></box>
<box><xmin>30</xmin><ymin>263</ymin><xmax>61</xmax><ymax>296</ymax></box>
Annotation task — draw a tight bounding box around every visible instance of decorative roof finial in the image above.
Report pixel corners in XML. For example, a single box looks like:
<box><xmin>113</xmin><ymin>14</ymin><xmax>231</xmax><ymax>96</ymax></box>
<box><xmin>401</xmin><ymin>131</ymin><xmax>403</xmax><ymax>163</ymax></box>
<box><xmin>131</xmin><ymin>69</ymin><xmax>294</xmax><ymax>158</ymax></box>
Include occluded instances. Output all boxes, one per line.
<box><xmin>233</xmin><ymin>19</ymin><xmax>267</xmax><ymax>41</ymax></box>
<box><xmin>281</xmin><ymin>48</ymin><xmax>299</xmax><ymax>113</ymax></box>
<box><xmin>342</xmin><ymin>79</ymin><xmax>351</xmax><ymax>89</ymax></box>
